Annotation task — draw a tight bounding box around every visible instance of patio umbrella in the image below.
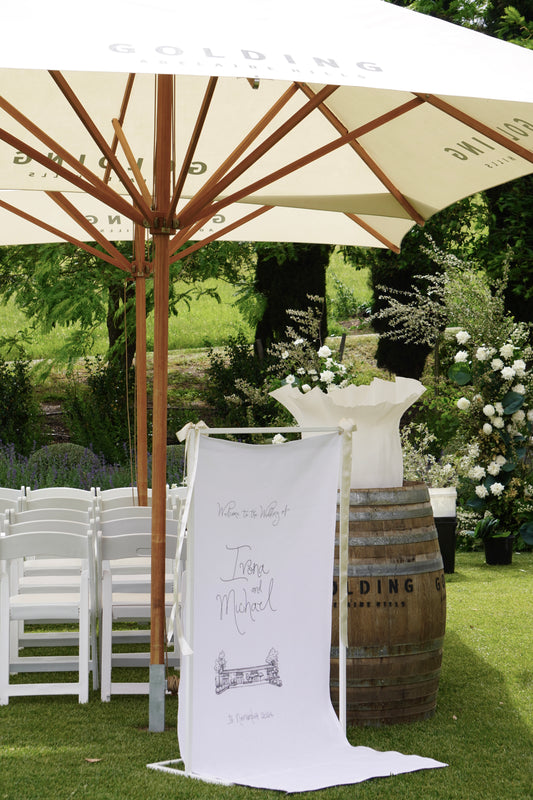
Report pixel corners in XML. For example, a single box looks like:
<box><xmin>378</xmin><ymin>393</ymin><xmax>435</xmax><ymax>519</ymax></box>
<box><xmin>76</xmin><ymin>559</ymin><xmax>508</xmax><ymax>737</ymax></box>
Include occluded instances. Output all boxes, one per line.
<box><xmin>2</xmin><ymin>0</ymin><xmax>533</xmax><ymax>730</ymax></box>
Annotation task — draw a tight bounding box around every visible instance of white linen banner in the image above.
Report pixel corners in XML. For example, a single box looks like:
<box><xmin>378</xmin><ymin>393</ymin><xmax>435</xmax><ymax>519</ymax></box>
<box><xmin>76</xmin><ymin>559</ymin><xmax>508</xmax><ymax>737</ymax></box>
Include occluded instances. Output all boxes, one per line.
<box><xmin>177</xmin><ymin>433</ymin><xmax>446</xmax><ymax>792</ymax></box>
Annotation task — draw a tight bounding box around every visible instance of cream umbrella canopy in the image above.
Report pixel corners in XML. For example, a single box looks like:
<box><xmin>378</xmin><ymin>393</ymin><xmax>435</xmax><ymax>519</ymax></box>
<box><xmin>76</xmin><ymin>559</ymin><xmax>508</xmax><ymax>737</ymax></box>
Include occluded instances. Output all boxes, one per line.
<box><xmin>2</xmin><ymin>0</ymin><xmax>533</xmax><ymax>730</ymax></box>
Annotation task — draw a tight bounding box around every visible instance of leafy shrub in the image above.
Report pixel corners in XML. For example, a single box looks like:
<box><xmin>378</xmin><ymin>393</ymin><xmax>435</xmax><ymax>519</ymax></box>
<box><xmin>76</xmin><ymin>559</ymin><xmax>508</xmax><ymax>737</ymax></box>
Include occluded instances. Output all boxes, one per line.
<box><xmin>63</xmin><ymin>357</ymin><xmax>135</xmax><ymax>464</ymax></box>
<box><xmin>25</xmin><ymin>443</ymin><xmax>103</xmax><ymax>489</ymax></box>
<box><xmin>205</xmin><ymin>332</ymin><xmax>282</xmax><ymax>427</ymax></box>
<box><xmin>0</xmin><ymin>358</ymin><xmax>44</xmax><ymax>455</ymax></box>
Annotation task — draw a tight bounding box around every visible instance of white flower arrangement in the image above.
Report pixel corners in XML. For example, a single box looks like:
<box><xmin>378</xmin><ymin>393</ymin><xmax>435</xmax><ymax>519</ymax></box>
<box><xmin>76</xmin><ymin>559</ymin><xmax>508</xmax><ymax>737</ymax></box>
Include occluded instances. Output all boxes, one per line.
<box><xmin>448</xmin><ymin>325</ymin><xmax>533</xmax><ymax>532</ymax></box>
<box><xmin>273</xmin><ymin>336</ymin><xmax>350</xmax><ymax>393</ymax></box>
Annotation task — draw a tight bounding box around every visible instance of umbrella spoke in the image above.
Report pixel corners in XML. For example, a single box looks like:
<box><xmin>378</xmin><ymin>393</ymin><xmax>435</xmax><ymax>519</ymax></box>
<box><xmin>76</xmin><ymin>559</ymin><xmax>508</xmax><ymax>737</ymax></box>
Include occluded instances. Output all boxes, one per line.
<box><xmin>169</xmin><ymin>76</ymin><xmax>218</xmax><ymax>221</ymax></box>
<box><xmin>0</xmin><ymin>125</ymin><xmax>146</xmax><ymax>225</ymax></box>
<box><xmin>112</xmin><ymin>118</ymin><xmax>153</xmax><ymax>208</ymax></box>
<box><xmin>103</xmin><ymin>73</ymin><xmax>136</xmax><ymax>185</ymax></box>
<box><xmin>0</xmin><ymin>93</ymin><xmax>147</xmax><ymax>221</ymax></box>
<box><xmin>344</xmin><ymin>212</ymin><xmax>400</xmax><ymax>254</ymax></box>
<box><xmin>416</xmin><ymin>93</ymin><xmax>533</xmax><ymax>164</ymax></box>
<box><xmin>170</xmin><ymin>205</ymin><xmax>273</xmax><ymax>264</ymax></box>
<box><xmin>176</xmin><ymin>83</ymin><xmax>299</xmax><ymax>228</ymax></box>
<box><xmin>188</xmin><ymin>98</ymin><xmax>424</xmax><ymax>222</ymax></box>
<box><xmin>297</xmin><ymin>83</ymin><xmax>426</xmax><ymax>226</ymax></box>
<box><xmin>45</xmin><ymin>190</ymin><xmax>132</xmax><ymax>265</ymax></box>
<box><xmin>178</xmin><ymin>83</ymin><xmax>337</xmax><ymax>227</ymax></box>
<box><xmin>49</xmin><ymin>70</ymin><xmax>153</xmax><ymax>219</ymax></box>
<box><xmin>0</xmin><ymin>195</ymin><xmax>131</xmax><ymax>270</ymax></box>
<box><xmin>169</xmin><ymin>213</ymin><xmax>217</xmax><ymax>254</ymax></box>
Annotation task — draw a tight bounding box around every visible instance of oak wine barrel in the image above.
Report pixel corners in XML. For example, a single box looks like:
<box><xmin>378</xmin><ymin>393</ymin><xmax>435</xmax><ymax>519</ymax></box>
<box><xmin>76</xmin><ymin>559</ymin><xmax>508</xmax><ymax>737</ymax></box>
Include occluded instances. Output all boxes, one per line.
<box><xmin>331</xmin><ymin>481</ymin><xmax>446</xmax><ymax>726</ymax></box>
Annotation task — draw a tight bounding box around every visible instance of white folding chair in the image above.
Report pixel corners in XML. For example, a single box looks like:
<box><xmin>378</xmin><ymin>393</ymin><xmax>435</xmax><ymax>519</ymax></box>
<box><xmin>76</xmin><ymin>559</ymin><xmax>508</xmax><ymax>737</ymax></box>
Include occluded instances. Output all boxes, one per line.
<box><xmin>0</xmin><ymin>530</ymin><xmax>94</xmax><ymax>704</ymax></box>
<box><xmin>95</xmin><ymin>487</ymin><xmax>152</xmax><ymax>511</ymax></box>
<box><xmin>97</xmin><ymin>524</ymin><xmax>179</xmax><ymax>701</ymax></box>
<box><xmin>0</xmin><ymin>486</ymin><xmax>26</xmax><ymax>513</ymax></box>
<box><xmin>2</xmin><ymin>516</ymin><xmax>99</xmax><ymax>688</ymax></box>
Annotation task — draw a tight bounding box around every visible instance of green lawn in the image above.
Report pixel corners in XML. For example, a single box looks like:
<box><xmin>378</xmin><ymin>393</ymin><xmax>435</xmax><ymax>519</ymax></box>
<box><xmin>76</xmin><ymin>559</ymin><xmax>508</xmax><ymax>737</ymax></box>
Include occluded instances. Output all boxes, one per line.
<box><xmin>0</xmin><ymin>259</ymin><xmax>371</xmax><ymax>360</ymax></box>
<box><xmin>1</xmin><ymin>551</ymin><xmax>531</xmax><ymax>800</ymax></box>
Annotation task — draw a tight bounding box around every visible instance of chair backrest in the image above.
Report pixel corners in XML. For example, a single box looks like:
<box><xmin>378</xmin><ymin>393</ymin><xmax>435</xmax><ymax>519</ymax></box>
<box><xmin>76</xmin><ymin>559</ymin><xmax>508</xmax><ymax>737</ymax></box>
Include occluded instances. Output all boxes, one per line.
<box><xmin>25</xmin><ymin>487</ymin><xmax>96</xmax><ymax>501</ymax></box>
<box><xmin>22</xmin><ymin>496</ymin><xmax>96</xmax><ymax>513</ymax></box>
<box><xmin>3</xmin><ymin>517</ymin><xmax>93</xmax><ymax>538</ymax></box>
<box><xmin>7</xmin><ymin>508</ymin><xmax>92</xmax><ymax>526</ymax></box>
<box><xmin>98</xmin><ymin>531</ymin><xmax>178</xmax><ymax>564</ymax></box>
<box><xmin>97</xmin><ymin>514</ymin><xmax>178</xmax><ymax>537</ymax></box>
<box><xmin>0</xmin><ymin>487</ymin><xmax>25</xmax><ymax>516</ymax></box>
<box><xmin>96</xmin><ymin>487</ymin><xmax>152</xmax><ymax>509</ymax></box>
<box><xmin>0</xmin><ymin>529</ymin><xmax>92</xmax><ymax>563</ymax></box>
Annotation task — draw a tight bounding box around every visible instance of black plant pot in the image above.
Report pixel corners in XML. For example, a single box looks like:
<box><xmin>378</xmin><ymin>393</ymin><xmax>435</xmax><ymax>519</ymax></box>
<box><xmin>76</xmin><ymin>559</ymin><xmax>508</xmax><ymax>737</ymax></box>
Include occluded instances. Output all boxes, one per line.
<box><xmin>484</xmin><ymin>536</ymin><xmax>514</xmax><ymax>566</ymax></box>
<box><xmin>434</xmin><ymin>517</ymin><xmax>456</xmax><ymax>574</ymax></box>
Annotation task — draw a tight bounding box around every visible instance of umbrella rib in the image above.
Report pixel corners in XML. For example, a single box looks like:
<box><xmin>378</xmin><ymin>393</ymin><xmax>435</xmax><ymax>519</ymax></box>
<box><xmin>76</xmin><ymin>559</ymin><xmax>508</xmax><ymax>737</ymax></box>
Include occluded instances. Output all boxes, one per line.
<box><xmin>416</xmin><ymin>93</ymin><xmax>533</xmax><ymax>163</ymax></box>
<box><xmin>169</xmin><ymin>77</ymin><xmax>218</xmax><ymax>221</ymax></box>
<box><xmin>169</xmin><ymin>214</ymin><xmax>217</xmax><ymax>254</ymax></box>
<box><xmin>176</xmin><ymin>83</ymin><xmax>299</xmax><ymax>227</ymax></box>
<box><xmin>46</xmin><ymin>191</ymin><xmax>132</xmax><ymax>266</ymax></box>
<box><xmin>0</xmin><ymin>94</ymin><xmax>147</xmax><ymax>223</ymax></box>
<box><xmin>112</xmin><ymin>118</ymin><xmax>153</xmax><ymax>208</ymax></box>
<box><xmin>178</xmin><ymin>83</ymin><xmax>338</xmax><ymax>228</ymax></box>
<box><xmin>344</xmin><ymin>212</ymin><xmax>400</xmax><ymax>253</ymax></box>
<box><xmin>0</xmin><ymin>196</ymin><xmax>131</xmax><ymax>271</ymax></box>
<box><xmin>170</xmin><ymin>205</ymin><xmax>273</xmax><ymax>264</ymax></box>
<box><xmin>103</xmin><ymin>73</ymin><xmax>136</xmax><ymax>186</ymax></box>
<box><xmin>297</xmin><ymin>83</ymin><xmax>426</xmax><ymax>226</ymax></box>
<box><xmin>188</xmin><ymin>98</ymin><xmax>424</xmax><ymax>222</ymax></box>
<box><xmin>49</xmin><ymin>70</ymin><xmax>153</xmax><ymax>219</ymax></box>
<box><xmin>0</xmin><ymin>126</ymin><xmax>146</xmax><ymax>226</ymax></box>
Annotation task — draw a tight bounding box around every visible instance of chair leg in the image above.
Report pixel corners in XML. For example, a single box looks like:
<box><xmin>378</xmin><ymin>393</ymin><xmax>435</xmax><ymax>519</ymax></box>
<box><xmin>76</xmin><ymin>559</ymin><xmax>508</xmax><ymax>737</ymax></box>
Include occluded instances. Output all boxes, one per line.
<box><xmin>0</xmin><ymin>575</ymin><xmax>10</xmax><ymax>705</ymax></box>
<box><xmin>100</xmin><ymin>571</ymin><xmax>112</xmax><ymax>702</ymax></box>
<box><xmin>78</xmin><ymin>571</ymin><xmax>90</xmax><ymax>704</ymax></box>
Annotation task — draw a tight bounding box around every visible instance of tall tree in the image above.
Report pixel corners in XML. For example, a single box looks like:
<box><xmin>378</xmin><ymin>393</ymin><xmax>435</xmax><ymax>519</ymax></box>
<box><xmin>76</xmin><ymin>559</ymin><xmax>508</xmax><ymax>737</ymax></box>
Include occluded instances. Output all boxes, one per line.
<box><xmin>253</xmin><ymin>243</ymin><xmax>333</xmax><ymax>351</ymax></box>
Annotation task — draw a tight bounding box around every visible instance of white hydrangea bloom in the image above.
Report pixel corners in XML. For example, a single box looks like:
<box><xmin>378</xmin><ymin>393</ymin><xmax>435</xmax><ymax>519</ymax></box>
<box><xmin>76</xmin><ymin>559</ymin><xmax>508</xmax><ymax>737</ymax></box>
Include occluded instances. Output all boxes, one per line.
<box><xmin>483</xmin><ymin>404</ymin><xmax>495</xmax><ymax>417</ymax></box>
<box><xmin>281</xmin><ymin>350</ymin><xmax>289</xmax><ymax>359</ymax></box>
<box><xmin>493</xmin><ymin>417</ymin><xmax>505</xmax><ymax>429</ymax></box>
<box><xmin>513</xmin><ymin>359</ymin><xmax>526</xmax><ymax>376</ymax></box>
<box><xmin>320</xmin><ymin>370</ymin><xmax>335</xmax><ymax>384</ymax></box>
<box><xmin>302</xmin><ymin>383</ymin><xmax>311</xmax><ymax>393</ymax></box>
<box><xmin>285</xmin><ymin>374</ymin><xmax>296</xmax><ymax>385</ymax></box>
<box><xmin>501</xmin><ymin>366</ymin><xmax>516</xmax><ymax>380</ymax></box>
<box><xmin>317</xmin><ymin>345</ymin><xmax>332</xmax><ymax>358</ymax></box>
<box><xmin>494</xmin><ymin>402</ymin><xmax>504</xmax><ymax>415</ymax></box>
<box><xmin>469</xmin><ymin>465</ymin><xmax>486</xmax><ymax>480</ymax></box>
<box><xmin>296</xmin><ymin>367</ymin><xmax>306</xmax><ymax>375</ymax></box>
<box><xmin>456</xmin><ymin>330</ymin><xmax>471</xmax><ymax>345</ymax></box>
<box><xmin>457</xmin><ymin>397</ymin><xmax>471</xmax><ymax>411</ymax></box>
<box><xmin>487</xmin><ymin>462</ymin><xmax>501</xmax><ymax>476</ymax></box>
<box><xmin>495</xmin><ymin>455</ymin><xmax>507</xmax><ymax>466</ymax></box>
<box><xmin>454</xmin><ymin>350</ymin><xmax>469</xmax><ymax>363</ymax></box>
<box><xmin>491</xmin><ymin>358</ymin><xmax>504</xmax><ymax>371</ymax></box>
<box><xmin>475</xmin><ymin>347</ymin><xmax>490</xmax><ymax>361</ymax></box>
<box><xmin>499</xmin><ymin>343</ymin><xmax>514</xmax><ymax>359</ymax></box>
<box><xmin>512</xmin><ymin>409</ymin><xmax>526</xmax><ymax>422</ymax></box>
<box><xmin>490</xmin><ymin>482</ymin><xmax>505</xmax><ymax>497</ymax></box>
<box><xmin>483</xmin><ymin>423</ymin><xmax>493</xmax><ymax>435</ymax></box>
<box><xmin>528</xmin><ymin>409</ymin><xmax>533</xmax><ymax>422</ymax></box>
<box><xmin>475</xmin><ymin>485</ymin><xmax>489</xmax><ymax>498</ymax></box>
<box><xmin>272</xmin><ymin>434</ymin><xmax>287</xmax><ymax>445</ymax></box>
<box><xmin>512</xmin><ymin>384</ymin><xmax>526</xmax><ymax>395</ymax></box>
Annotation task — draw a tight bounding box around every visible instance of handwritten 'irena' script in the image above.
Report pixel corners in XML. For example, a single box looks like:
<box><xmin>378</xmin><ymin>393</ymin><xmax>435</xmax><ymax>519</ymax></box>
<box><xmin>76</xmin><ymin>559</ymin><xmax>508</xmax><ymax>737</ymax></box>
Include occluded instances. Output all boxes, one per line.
<box><xmin>217</xmin><ymin>544</ymin><xmax>277</xmax><ymax>635</ymax></box>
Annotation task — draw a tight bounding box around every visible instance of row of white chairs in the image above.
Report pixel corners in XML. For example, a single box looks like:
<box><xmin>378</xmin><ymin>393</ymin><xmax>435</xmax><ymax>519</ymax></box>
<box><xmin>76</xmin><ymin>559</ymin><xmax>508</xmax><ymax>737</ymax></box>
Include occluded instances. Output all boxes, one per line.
<box><xmin>0</xmin><ymin>485</ymin><xmax>188</xmax><ymax>705</ymax></box>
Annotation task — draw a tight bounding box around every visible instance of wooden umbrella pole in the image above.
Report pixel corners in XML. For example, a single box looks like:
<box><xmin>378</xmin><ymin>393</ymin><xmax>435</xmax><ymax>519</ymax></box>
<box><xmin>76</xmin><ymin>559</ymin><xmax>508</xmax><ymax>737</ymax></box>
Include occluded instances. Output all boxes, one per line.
<box><xmin>134</xmin><ymin>224</ymin><xmax>148</xmax><ymax>507</ymax></box>
<box><xmin>149</xmin><ymin>73</ymin><xmax>173</xmax><ymax>732</ymax></box>
<box><xmin>150</xmin><ymin>229</ymin><xmax>169</xmax><ymax>666</ymax></box>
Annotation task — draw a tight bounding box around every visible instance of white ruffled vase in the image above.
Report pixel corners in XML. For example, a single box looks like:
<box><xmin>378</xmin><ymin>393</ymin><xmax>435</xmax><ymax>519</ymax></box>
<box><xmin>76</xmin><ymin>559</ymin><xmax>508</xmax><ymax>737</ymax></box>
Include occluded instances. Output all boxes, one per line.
<box><xmin>270</xmin><ymin>377</ymin><xmax>426</xmax><ymax>489</ymax></box>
